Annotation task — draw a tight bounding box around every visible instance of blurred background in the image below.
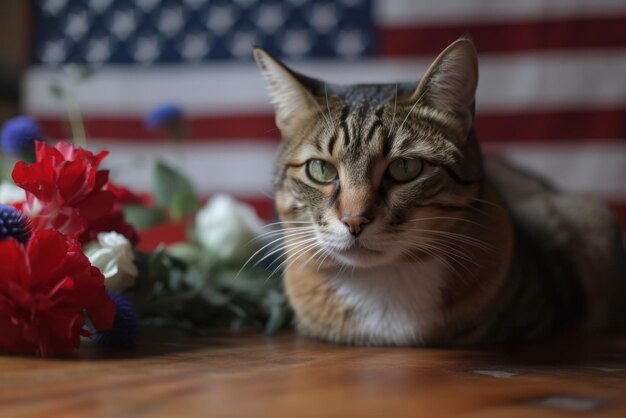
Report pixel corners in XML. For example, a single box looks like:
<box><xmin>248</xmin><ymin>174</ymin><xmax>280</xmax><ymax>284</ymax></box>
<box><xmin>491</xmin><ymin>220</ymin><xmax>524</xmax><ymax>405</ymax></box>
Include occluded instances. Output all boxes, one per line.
<box><xmin>1</xmin><ymin>0</ymin><xmax>625</xmax><ymax>227</ymax></box>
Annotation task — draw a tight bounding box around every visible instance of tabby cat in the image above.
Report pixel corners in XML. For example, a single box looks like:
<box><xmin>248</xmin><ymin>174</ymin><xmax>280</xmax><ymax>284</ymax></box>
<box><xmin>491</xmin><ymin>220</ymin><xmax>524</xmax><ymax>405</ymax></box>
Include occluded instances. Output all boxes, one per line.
<box><xmin>253</xmin><ymin>36</ymin><xmax>626</xmax><ymax>346</ymax></box>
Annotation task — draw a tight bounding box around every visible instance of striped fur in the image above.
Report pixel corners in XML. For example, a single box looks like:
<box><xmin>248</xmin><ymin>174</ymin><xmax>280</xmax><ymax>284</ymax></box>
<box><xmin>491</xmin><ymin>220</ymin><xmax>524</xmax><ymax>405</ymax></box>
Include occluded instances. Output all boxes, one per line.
<box><xmin>254</xmin><ymin>37</ymin><xmax>626</xmax><ymax>346</ymax></box>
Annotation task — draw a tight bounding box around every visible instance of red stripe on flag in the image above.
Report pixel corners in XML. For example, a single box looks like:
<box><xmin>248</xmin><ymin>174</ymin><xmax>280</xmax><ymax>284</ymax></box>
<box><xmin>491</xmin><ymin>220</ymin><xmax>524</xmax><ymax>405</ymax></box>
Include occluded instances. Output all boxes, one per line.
<box><xmin>239</xmin><ymin>196</ymin><xmax>276</xmax><ymax>221</ymax></box>
<box><xmin>37</xmin><ymin>108</ymin><xmax>626</xmax><ymax>142</ymax></box>
<box><xmin>38</xmin><ymin>113</ymin><xmax>279</xmax><ymax>141</ymax></box>
<box><xmin>476</xmin><ymin>108</ymin><xmax>626</xmax><ymax>142</ymax></box>
<box><xmin>379</xmin><ymin>15</ymin><xmax>626</xmax><ymax>56</ymax></box>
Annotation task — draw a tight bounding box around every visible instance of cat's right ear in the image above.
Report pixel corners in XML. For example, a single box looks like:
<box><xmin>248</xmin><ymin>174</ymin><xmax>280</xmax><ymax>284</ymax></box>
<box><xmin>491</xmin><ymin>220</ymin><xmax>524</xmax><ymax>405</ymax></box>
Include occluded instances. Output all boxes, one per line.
<box><xmin>254</xmin><ymin>48</ymin><xmax>318</xmax><ymax>132</ymax></box>
<box><xmin>410</xmin><ymin>36</ymin><xmax>479</xmax><ymax>134</ymax></box>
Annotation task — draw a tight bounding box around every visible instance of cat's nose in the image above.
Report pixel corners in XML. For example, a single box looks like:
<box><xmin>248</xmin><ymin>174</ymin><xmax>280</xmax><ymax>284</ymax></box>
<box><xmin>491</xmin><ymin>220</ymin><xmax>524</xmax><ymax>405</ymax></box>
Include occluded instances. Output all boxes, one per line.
<box><xmin>341</xmin><ymin>215</ymin><xmax>371</xmax><ymax>237</ymax></box>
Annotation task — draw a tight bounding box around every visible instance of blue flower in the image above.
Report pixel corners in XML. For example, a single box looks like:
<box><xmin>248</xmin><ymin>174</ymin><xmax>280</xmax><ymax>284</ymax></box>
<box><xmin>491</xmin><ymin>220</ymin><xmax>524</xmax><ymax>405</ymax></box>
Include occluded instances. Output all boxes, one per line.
<box><xmin>91</xmin><ymin>293</ymin><xmax>139</xmax><ymax>347</ymax></box>
<box><xmin>145</xmin><ymin>103</ymin><xmax>184</xmax><ymax>130</ymax></box>
<box><xmin>0</xmin><ymin>204</ymin><xmax>31</xmax><ymax>244</ymax></box>
<box><xmin>1</xmin><ymin>116</ymin><xmax>43</xmax><ymax>156</ymax></box>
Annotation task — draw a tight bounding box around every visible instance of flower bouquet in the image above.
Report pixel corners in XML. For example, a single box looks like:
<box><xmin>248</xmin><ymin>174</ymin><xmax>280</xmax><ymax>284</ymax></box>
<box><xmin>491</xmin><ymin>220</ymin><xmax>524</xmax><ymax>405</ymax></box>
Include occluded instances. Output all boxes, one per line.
<box><xmin>0</xmin><ymin>115</ymin><xmax>292</xmax><ymax>357</ymax></box>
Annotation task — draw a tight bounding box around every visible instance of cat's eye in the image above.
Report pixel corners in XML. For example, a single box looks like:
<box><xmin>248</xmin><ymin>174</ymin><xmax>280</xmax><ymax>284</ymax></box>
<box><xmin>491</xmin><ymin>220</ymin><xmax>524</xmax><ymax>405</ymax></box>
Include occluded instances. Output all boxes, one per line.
<box><xmin>388</xmin><ymin>158</ymin><xmax>423</xmax><ymax>182</ymax></box>
<box><xmin>306</xmin><ymin>159</ymin><xmax>338</xmax><ymax>184</ymax></box>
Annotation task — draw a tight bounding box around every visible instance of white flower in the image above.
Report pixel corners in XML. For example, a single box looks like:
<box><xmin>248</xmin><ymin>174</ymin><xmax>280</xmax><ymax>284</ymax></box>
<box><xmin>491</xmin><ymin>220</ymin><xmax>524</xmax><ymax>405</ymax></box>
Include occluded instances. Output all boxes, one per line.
<box><xmin>0</xmin><ymin>182</ymin><xmax>25</xmax><ymax>204</ymax></box>
<box><xmin>85</xmin><ymin>231</ymin><xmax>138</xmax><ymax>292</ymax></box>
<box><xmin>195</xmin><ymin>194</ymin><xmax>263</xmax><ymax>264</ymax></box>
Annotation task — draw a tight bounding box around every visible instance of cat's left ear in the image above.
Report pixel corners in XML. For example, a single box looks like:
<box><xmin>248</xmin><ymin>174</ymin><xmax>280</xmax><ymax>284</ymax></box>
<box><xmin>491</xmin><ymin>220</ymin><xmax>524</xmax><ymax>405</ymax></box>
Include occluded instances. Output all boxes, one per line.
<box><xmin>254</xmin><ymin>48</ymin><xmax>320</xmax><ymax>133</ymax></box>
<box><xmin>411</xmin><ymin>35</ymin><xmax>478</xmax><ymax>132</ymax></box>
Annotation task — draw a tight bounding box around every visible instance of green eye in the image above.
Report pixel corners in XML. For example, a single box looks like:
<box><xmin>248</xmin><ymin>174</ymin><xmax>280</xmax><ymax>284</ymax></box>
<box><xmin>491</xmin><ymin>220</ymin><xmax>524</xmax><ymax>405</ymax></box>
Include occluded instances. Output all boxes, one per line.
<box><xmin>306</xmin><ymin>159</ymin><xmax>338</xmax><ymax>184</ymax></box>
<box><xmin>388</xmin><ymin>158</ymin><xmax>423</xmax><ymax>182</ymax></box>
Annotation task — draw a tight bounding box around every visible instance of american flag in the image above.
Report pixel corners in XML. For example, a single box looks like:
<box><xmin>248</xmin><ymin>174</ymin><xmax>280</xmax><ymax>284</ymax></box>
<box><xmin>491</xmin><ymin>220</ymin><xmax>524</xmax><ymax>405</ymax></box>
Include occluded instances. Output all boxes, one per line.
<box><xmin>26</xmin><ymin>0</ymin><xmax>626</xmax><ymax>228</ymax></box>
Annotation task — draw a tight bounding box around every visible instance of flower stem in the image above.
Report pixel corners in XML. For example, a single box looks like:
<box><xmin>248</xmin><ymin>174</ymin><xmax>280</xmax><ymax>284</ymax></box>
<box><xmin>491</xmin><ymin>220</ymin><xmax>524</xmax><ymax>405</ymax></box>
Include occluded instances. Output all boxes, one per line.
<box><xmin>66</xmin><ymin>86</ymin><xmax>87</xmax><ymax>149</ymax></box>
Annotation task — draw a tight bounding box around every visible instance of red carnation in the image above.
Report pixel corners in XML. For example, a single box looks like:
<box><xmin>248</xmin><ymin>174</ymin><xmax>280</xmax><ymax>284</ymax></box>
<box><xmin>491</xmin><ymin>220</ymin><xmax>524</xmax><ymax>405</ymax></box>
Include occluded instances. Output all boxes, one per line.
<box><xmin>79</xmin><ymin>209</ymin><xmax>139</xmax><ymax>245</ymax></box>
<box><xmin>0</xmin><ymin>229</ymin><xmax>115</xmax><ymax>357</ymax></box>
<box><xmin>105</xmin><ymin>182</ymin><xmax>153</xmax><ymax>206</ymax></box>
<box><xmin>11</xmin><ymin>141</ymin><xmax>137</xmax><ymax>244</ymax></box>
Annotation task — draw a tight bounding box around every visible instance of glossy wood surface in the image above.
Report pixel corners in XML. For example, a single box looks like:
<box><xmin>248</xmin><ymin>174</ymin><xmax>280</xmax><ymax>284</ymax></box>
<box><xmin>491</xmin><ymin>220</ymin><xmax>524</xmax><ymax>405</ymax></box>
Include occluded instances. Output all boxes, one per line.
<box><xmin>1</xmin><ymin>331</ymin><xmax>625</xmax><ymax>417</ymax></box>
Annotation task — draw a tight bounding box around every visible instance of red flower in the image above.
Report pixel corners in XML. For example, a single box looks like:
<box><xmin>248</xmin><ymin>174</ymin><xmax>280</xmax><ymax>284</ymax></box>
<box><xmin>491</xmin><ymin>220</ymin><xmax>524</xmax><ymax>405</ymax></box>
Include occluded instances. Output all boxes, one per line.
<box><xmin>105</xmin><ymin>182</ymin><xmax>153</xmax><ymax>206</ymax></box>
<box><xmin>0</xmin><ymin>229</ymin><xmax>115</xmax><ymax>357</ymax></box>
<box><xmin>79</xmin><ymin>209</ymin><xmax>139</xmax><ymax>245</ymax></box>
<box><xmin>11</xmin><ymin>141</ymin><xmax>137</xmax><ymax>244</ymax></box>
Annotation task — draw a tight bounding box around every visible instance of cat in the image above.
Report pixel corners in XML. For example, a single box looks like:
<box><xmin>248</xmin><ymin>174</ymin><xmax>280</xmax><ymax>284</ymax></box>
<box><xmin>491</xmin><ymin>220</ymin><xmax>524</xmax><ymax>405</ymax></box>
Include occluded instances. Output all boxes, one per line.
<box><xmin>253</xmin><ymin>35</ymin><xmax>626</xmax><ymax>346</ymax></box>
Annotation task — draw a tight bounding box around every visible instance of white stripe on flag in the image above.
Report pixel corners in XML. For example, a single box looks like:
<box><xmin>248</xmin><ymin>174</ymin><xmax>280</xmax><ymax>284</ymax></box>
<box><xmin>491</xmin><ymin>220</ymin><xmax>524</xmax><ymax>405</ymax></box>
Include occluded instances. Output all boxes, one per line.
<box><xmin>24</xmin><ymin>49</ymin><xmax>626</xmax><ymax>116</ymax></box>
<box><xmin>375</xmin><ymin>0</ymin><xmax>626</xmax><ymax>25</ymax></box>
<box><xmin>96</xmin><ymin>140</ymin><xmax>277</xmax><ymax>198</ymax></box>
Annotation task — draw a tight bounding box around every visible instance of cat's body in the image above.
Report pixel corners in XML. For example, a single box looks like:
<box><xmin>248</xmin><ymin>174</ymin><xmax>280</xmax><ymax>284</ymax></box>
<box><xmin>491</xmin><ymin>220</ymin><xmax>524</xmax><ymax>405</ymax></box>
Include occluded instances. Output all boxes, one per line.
<box><xmin>254</xmin><ymin>37</ymin><xmax>626</xmax><ymax>346</ymax></box>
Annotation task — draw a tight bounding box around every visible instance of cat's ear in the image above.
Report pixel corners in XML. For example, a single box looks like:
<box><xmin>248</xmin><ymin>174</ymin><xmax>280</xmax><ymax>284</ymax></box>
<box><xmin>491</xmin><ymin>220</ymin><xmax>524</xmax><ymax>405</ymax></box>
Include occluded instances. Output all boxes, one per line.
<box><xmin>411</xmin><ymin>36</ymin><xmax>478</xmax><ymax>131</ymax></box>
<box><xmin>254</xmin><ymin>48</ymin><xmax>319</xmax><ymax>131</ymax></box>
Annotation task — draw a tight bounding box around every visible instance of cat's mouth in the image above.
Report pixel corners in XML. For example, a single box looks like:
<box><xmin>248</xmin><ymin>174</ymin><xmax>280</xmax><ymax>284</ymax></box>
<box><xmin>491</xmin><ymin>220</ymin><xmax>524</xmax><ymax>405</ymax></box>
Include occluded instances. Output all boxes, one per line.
<box><xmin>342</xmin><ymin>240</ymin><xmax>381</xmax><ymax>254</ymax></box>
<box><xmin>333</xmin><ymin>241</ymin><xmax>387</xmax><ymax>266</ymax></box>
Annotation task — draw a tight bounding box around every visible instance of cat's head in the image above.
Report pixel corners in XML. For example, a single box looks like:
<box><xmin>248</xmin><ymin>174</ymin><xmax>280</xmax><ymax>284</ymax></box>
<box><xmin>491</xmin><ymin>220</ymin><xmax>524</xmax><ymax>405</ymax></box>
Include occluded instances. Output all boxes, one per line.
<box><xmin>255</xmin><ymin>36</ymin><xmax>484</xmax><ymax>268</ymax></box>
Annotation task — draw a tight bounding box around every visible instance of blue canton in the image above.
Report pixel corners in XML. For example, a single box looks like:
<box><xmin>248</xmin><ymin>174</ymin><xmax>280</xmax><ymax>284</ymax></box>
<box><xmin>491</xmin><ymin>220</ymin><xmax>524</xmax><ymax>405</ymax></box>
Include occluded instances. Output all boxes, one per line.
<box><xmin>34</xmin><ymin>0</ymin><xmax>373</xmax><ymax>66</ymax></box>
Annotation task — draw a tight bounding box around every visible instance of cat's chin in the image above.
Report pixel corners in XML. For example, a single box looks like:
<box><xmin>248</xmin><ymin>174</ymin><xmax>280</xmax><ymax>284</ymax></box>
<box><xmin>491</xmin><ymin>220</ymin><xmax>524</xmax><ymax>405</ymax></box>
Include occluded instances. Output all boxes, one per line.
<box><xmin>333</xmin><ymin>245</ymin><xmax>391</xmax><ymax>268</ymax></box>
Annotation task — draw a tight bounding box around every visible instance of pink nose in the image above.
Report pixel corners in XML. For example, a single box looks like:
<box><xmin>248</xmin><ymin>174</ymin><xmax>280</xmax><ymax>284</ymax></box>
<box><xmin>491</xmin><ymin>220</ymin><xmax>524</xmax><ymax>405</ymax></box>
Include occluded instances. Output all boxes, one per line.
<box><xmin>341</xmin><ymin>216</ymin><xmax>371</xmax><ymax>236</ymax></box>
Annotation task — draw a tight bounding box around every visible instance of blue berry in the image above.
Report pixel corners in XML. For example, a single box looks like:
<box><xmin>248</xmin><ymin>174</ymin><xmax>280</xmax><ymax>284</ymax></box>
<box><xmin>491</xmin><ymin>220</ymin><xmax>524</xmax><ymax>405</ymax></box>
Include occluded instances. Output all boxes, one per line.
<box><xmin>0</xmin><ymin>204</ymin><xmax>31</xmax><ymax>244</ymax></box>
<box><xmin>1</xmin><ymin>116</ymin><xmax>42</xmax><ymax>156</ymax></box>
<box><xmin>145</xmin><ymin>103</ymin><xmax>184</xmax><ymax>130</ymax></box>
<box><xmin>91</xmin><ymin>293</ymin><xmax>139</xmax><ymax>347</ymax></box>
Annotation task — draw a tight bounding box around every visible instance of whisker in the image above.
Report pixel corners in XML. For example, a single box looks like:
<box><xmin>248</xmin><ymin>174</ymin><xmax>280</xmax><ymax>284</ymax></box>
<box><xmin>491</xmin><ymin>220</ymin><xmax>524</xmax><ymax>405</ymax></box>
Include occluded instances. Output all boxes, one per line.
<box><xmin>389</xmin><ymin>83</ymin><xmax>399</xmax><ymax>134</ymax></box>
<box><xmin>401</xmin><ymin>237</ymin><xmax>475</xmax><ymax>267</ymax></box>
<box><xmin>301</xmin><ymin>84</ymin><xmax>334</xmax><ymax>135</ymax></box>
<box><xmin>422</xmin><ymin>236</ymin><xmax>482</xmax><ymax>259</ymax></box>
<box><xmin>395</xmin><ymin>86</ymin><xmax>429</xmax><ymax>138</ymax></box>
<box><xmin>404</xmin><ymin>228</ymin><xmax>496</xmax><ymax>252</ymax></box>
<box><xmin>403</xmin><ymin>238</ymin><xmax>478</xmax><ymax>267</ymax></box>
<box><xmin>302</xmin><ymin>245</ymin><xmax>327</xmax><ymax>273</ymax></box>
<box><xmin>251</xmin><ymin>229</ymin><xmax>314</xmax><ymax>253</ymax></box>
<box><xmin>324</xmin><ymin>84</ymin><xmax>335</xmax><ymax>134</ymax></box>
<box><xmin>264</xmin><ymin>127</ymin><xmax>281</xmax><ymax>135</ymax></box>
<box><xmin>316</xmin><ymin>248</ymin><xmax>334</xmax><ymax>272</ymax></box>
<box><xmin>266</xmin><ymin>241</ymin><xmax>320</xmax><ymax>282</ymax></box>
<box><xmin>259</xmin><ymin>236</ymin><xmax>318</xmax><ymax>269</ymax></box>
<box><xmin>406</xmin><ymin>216</ymin><xmax>484</xmax><ymax>228</ymax></box>
<box><xmin>260</xmin><ymin>240</ymin><xmax>319</xmax><ymax>283</ymax></box>
<box><xmin>399</xmin><ymin>246</ymin><xmax>425</xmax><ymax>265</ymax></box>
<box><xmin>261</xmin><ymin>220</ymin><xmax>315</xmax><ymax>229</ymax></box>
<box><xmin>257</xmin><ymin>189</ymin><xmax>274</xmax><ymax>200</ymax></box>
<box><xmin>252</xmin><ymin>226</ymin><xmax>316</xmax><ymax>242</ymax></box>
<box><xmin>464</xmin><ymin>203</ymin><xmax>498</xmax><ymax>220</ymax></box>
<box><xmin>236</xmin><ymin>231</ymin><xmax>315</xmax><ymax>279</ymax></box>
<box><xmin>410</xmin><ymin>243</ymin><xmax>466</xmax><ymax>281</ymax></box>
<box><xmin>472</xmin><ymin>197</ymin><xmax>507</xmax><ymax>211</ymax></box>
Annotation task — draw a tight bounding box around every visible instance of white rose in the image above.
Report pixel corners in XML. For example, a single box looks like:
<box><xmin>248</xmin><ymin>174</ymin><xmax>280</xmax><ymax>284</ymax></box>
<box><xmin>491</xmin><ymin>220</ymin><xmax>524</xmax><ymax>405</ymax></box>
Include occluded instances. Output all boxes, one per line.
<box><xmin>0</xmin><ymin>182</ymin><xmax>25</xmax><ymax>204</ymax></box>
<box><xmin>195</xmin><ymin>194</ymin><xmax>264</xmax><ymax>264</ymax></box>
<box><xmin>85</xmin><ymin>231</ymin><xmax>138</xmax><ymax>292</ymax></box>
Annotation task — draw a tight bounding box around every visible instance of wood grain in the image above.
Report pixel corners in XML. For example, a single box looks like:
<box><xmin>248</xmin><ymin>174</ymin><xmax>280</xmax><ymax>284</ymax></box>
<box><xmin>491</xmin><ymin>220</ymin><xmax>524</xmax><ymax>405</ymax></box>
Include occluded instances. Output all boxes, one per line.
<box><xmin>0</xmin><ymin>331</ymin><xmax>625</xmax><ymax>418</ymax></box>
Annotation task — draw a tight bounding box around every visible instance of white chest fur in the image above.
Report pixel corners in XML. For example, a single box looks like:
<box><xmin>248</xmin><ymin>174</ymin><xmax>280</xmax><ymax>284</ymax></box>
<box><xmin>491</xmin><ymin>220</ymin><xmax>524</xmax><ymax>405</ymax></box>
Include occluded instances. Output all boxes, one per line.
<box><xmin>329</xmin><ymin>258</ymin><xmax>446</xmax><ymax>346</ymax></box>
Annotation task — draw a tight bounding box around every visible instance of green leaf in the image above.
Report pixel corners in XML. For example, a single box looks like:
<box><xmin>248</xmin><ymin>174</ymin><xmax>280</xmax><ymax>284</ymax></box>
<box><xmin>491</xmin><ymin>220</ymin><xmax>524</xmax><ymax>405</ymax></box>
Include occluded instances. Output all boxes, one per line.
<box><xmin>48</xmin><ymin>83</ymin><xmax>65</xmax><ymax>99</ymax></box>
<box><xmin>201</xmin><ymin>288</ymin><xmax>230</xmax><ymax>306</ymax></box>
<box><xmin>123</xmin><ymin>204</ymin><xmax>167</xmax><ymax>229</ymax></box>
<box><xmin>76</xmin><ymin>67</ymin><xmax>94</xmax><ymax>81</ymax></box>
<box><xmin>63</xmin><ymin>64</ymin><xmax>93</xmax><ymax>83</ymax></box>
<box><xmin>152</xmin><ymin>161</ymin><xmax>198</xmax><ymax>219</ymax></box>
<box><xmin>170</xmin><ymin>191</ymin><xmax>198</xmax><ymax>220</ymax></box>
<box><xmin>167</xmin><ymin>242</ymin><xmax>203</xmax><ymax>265</ymax></box>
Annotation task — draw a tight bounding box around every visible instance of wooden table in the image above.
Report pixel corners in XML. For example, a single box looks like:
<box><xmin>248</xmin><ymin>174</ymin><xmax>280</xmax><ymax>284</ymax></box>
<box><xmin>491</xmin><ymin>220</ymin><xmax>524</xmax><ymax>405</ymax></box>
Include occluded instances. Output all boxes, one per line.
<box><xmin>1</xmin><ymin>331</ymin><xmax>625</xmax><ymax>417</ymax></box>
